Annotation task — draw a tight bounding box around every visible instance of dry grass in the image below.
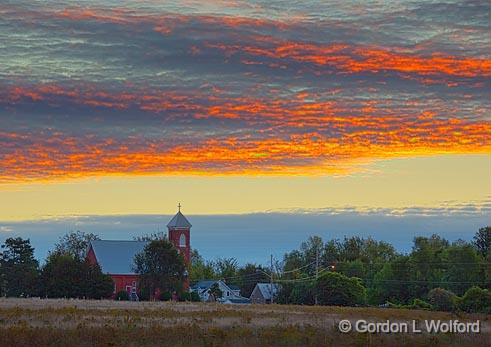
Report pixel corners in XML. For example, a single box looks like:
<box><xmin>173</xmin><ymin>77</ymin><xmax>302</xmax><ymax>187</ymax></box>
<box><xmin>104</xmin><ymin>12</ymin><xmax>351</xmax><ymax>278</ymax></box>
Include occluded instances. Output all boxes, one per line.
<box><xmin>0</xmin><ymin>298</ymin><xmax>489</xmax><ymax>346</ymax></box>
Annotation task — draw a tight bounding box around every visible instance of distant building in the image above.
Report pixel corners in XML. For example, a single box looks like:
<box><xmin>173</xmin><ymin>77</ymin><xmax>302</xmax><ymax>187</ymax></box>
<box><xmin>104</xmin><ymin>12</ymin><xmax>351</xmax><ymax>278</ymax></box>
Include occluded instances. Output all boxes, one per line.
<box><xmin>86</xmin><ymin>206</ymin><xmax>192</xmax><ymax>299</ymax></box>
<box><xmin>190</xmin><ymin>280</ymin><xmax>250</xmax><ymax>304</ymax></box>
<box><xmin>250</xmin><ymin>283</ymin><xmax>280</xmax><ymax>304</ymax></box>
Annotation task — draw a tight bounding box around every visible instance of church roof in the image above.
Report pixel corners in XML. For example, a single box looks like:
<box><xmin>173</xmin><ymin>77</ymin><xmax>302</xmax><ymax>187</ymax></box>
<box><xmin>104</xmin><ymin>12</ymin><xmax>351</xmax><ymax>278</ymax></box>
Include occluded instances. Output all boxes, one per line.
<box><xmin>167</xmin><ymin>211</ymin><xmax>192</xmax><ymax>229</ymax></box>
<box><xmin>88</xmin><ymin>240</ymin><xmax>148</xmax><ymax>275</ymax></box>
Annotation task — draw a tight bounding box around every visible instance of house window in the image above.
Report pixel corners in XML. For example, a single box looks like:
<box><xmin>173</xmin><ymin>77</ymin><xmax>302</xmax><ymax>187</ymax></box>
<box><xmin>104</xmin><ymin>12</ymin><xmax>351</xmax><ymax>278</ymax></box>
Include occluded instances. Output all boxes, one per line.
<box><xmin>179</xmin><ymin>233</ymin><xmax>186</xmax><ymax>247</ymax></box>
<box><xmin>227</xmin><ymin>291</ymin><xmax>230</xmax><ymax>297</ymax></box>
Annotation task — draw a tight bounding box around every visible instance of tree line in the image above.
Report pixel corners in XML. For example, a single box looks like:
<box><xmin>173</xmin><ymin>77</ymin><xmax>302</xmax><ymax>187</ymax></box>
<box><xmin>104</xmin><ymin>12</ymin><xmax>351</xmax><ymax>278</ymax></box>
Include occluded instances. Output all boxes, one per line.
<box><xmin>0</xmin><ymin>227</ymin><xmax>490</xmax><ymax>313</ymax></box>
<box><xmin>0</xmin><ymin>231</ymin><xmax>113</xmax><ymax>299</ymax></box>
<box><xmin>274</xmin><ymin>227</ymin><xmax>491</xmax><ymax>313</ymax></box>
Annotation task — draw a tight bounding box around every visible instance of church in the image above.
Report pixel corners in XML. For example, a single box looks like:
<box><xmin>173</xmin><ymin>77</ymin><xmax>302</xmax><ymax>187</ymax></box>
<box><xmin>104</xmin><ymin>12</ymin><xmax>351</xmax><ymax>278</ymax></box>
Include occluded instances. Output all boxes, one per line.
<box><xmin>86</xmin><ymin>205</ymin><xmax>192</xmax><ymax>299</ymax></box>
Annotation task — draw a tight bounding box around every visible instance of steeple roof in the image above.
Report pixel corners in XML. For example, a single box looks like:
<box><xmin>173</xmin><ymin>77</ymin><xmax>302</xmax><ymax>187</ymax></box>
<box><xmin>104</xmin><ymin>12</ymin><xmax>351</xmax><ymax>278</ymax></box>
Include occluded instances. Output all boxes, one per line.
<box><xmin>167</xmin><ymin>211</ymin><xmax>192</xmax><ymax>229</ymax></box>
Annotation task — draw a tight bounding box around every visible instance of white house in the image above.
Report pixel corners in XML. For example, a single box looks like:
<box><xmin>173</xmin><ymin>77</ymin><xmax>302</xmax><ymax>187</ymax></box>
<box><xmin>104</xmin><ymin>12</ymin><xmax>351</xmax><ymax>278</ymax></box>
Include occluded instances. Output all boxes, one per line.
<box><xmin>190</xmin><ymin>280</ymin><xmax>250</xmax><ymax>304</ymax></box>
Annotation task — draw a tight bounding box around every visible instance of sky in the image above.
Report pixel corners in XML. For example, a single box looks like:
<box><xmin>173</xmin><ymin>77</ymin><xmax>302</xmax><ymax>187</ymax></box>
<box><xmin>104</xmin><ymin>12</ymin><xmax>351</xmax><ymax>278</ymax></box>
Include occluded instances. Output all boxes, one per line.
<box><xmin>0</xmin><ymin>1</ymin><xmax>490</xmax><ymax>262</ymax></box>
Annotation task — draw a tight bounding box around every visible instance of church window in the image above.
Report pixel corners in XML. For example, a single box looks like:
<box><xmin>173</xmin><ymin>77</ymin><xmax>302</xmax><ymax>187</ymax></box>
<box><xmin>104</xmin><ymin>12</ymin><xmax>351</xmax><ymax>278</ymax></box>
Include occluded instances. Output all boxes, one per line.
<box><xmin>179</xmin><ymin>233</ymin><xmax>186</xmax><ymax>247</ymax></box>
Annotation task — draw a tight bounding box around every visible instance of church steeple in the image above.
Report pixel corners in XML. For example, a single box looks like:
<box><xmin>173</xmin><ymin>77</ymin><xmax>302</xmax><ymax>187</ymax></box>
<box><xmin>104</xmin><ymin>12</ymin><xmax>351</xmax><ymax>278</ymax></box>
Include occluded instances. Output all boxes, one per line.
<box><xmin>167</xmin><ymin>203</ymin><xmax>192</xmax><ymax>229</ymax></box>
<box><xmin>167</xmin><ymin>204</ymin><xmax>191</xmax><ymax>265</ymax></box>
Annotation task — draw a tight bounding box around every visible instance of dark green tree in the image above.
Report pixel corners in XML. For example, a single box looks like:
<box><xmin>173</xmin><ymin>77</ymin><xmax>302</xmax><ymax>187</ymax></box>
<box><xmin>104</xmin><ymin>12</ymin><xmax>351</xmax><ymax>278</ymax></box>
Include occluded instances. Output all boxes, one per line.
<box><xmin>41</xmin><ymin>253</ymin><xmax>84</xmax><ymax>298</ymax></box>
<box><xmin>316</xmin><ymin>271</ymin><xmax>366</xmax><ymax>306</ymax></box>
<box><xmin>459</xmin><ymin>286</ymin><xmax>491</xmax><ymax>314</ymax></box>
<box><xmin>443</xmin><ymin>242</ymin><xmax>482</xmax><ymax>295</ymax></box>
<box><xmin>473</xmin><ymin>226</ymin><xmax>491</xmax><ymax>257</ymax></box>
<box><xmin>133</xmin><ymin>239</ymin><xmax>186</xmax><ymax>299</ymax></box>
<box><xmin>41</xmin><ymin>252</ymin><xmax>113</xmax><ymax>299</ymax></box>
<box><xmin>235</xmin><ymin>263</ymin><xmax>270</xmax><ymax>298</ymax></box>
<box><xmin>0</xmin><ymin>237</ymin><xmax>39</xmax><ymax>297</ymax></box>
<box><xmin>368</xmin><ymin>255</ymin><xmax>412</xmax><ymax>305</ymax></box>
<box><xmin>337</xmin><ymin>259</ymin><xmax>366</xmax><ymax>279</ymax></box>
<box><xmin>409</xmin><ymin>234</ymin><xmax>448</xmax><ymax>297</ymax></box>
<box><xmin>83</xmin><ymin>262</ymin><xmax>114</xmax><ymax>299</ymax></box>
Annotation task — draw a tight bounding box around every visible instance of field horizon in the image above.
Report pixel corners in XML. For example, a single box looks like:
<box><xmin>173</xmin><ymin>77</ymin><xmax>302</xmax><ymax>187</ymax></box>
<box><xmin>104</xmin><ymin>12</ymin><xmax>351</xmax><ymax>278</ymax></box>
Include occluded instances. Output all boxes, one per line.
<box><xmin>0</xmin><ymin>298</ymin><xmax>489</xmax><ymax>346</ymax></box>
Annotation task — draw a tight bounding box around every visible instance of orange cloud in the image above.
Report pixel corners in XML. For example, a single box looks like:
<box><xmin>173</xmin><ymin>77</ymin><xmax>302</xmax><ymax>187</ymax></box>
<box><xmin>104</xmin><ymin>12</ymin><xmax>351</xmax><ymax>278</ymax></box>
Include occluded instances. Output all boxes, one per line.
<box><xmin>206</xmin><ymin>41</ymin><xmax>491</xmax><ymax>78</ymax></box>
<box><xmin>1</xmin><ymin>83</ymin><xmax>490</xmax><ymax>183</ymax></box>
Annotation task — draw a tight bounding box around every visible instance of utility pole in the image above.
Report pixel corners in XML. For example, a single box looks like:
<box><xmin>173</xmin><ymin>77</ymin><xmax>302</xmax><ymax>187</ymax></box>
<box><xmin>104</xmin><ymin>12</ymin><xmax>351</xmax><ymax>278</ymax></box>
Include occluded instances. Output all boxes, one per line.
<box><xmin>315</xmin><ymin>247</ymin><xmax>319</xmax><ymax>305</ymax></box>
<box><xmin>270</xmin><ymin>254</ymin><xmax>274</xmax><ymax>304</ymax></box>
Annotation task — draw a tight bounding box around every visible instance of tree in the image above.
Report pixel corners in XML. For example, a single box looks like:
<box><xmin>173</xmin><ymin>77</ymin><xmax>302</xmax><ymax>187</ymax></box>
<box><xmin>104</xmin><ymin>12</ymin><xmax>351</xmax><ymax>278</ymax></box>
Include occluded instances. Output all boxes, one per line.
<box><xmin>41</xmin><ymin>253</ymin><xmax>84</xmax><ymax>298</ymax></box>
<box><xmin>369</xmin><ymin>255</ymin><xmax>412</xmax><ymax>305</ymax></box>
<box><xmin>83</xmin><ymin>262</ymin><xmax>114</xmax><ymax>299</ymax></box>
<box><xmin>337</xmin><ymin>259</ymin><xmax>365</xmax><ymax>279</ymax></box>
<box><xmin>281</xmin><ymin>281</ymin><xmax>315</xmax><ymax>305</ymax></box>
<box><xmin>316</xmin><ymin>271</ymin><xmax>366</xmax><ymax>306</ymax></box>
<box><xmin>41</xmin><ymin>252</ymin><xmax>113</xmax><ymax>299</ymax></box>
<box><xmin>208</xmin><ymin>282</ymin><xmax>223</xmax><ymax>301</ymax></box>
<box><xmin>214</xmin><ymin>258</ymin><xmax>238</xmax><ymax>280</ymax></box>
<box><xmin>133</xmin><ymin>231</ymin><xmax>167</xmax><ymax>242</ymax></box>
<box><xmin>235</xmin><ymin>263</ymin><xmax>270</xmax><ymax>298</ymax></box>
<box><xmin>427</xmin><ymin>288</ymin><xmax>457</xmax><ymax>312</ymax></box>
<box><xmin>340</xmin><ymin>236</ymin><xmax>364</xmax><ymax>262</ymax></box>
<box><xmin>443</xmin><ymin>242</ymin><xmax>482</xmax><ymax>295</ymax></box>
<box><xmin>189</xmin><ymin>249</ymin><xmax>216</xmax><ymax>282</ymax></box>
<box><xmin>409</xmin><ymin>234</ymin><xmax>448</xmax><ymax>298</ymax></box>
<box><xmin>459</xmin><ymin>286</ymin><xmax>491</xmax><ymax>314</ymax></box>
<box><xmin>0</xmin><ymin>237</ymin><xmax>39</xmax><ymax>297</ymax></box>
<box><xmin>321</xmin><ymin>239</ymin><xmax>342</xmax><ymax>266</ymax></box>
<box><xmin>54</xmin><ymin>230</ymin><xmax>99</xmax><ymax>260</ymax></box>
<box><xmin>133</xmin><ymin>239</ymin><xmax>186</xmax><ymax>300</ymax></box>
<box><xmin>473</xmin><ymin>226</ymin><xmax>491</xmax><ymax>257</ymax></box>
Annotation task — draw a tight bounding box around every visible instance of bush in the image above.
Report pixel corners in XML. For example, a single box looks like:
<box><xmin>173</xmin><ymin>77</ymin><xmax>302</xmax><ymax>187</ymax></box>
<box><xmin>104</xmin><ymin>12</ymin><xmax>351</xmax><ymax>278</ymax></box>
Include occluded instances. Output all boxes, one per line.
<box><xmin>115</xmin><ymin>290</ymin><xmax>129</xmax><ymax>301</ymax></box>
<box><xmin>316</xmin><ymin>272</ymin><xmax>366</xmax><ymax>306</ymax></box>
<box><xmin>177</xmin><ymin>291</ymin><xmax>200</xmax><ymax>302</ymax></box>
<box><xmin>178</xmin><ymin>292</ymin><xmax>190</xmax><ymax>301</ymax></box>
<box><xmin>159</xmin><ymin>291</ymin><xmax>172</xmax><ymax>301</ymax></box>
<box><xmin>138</xmin><ymin>286</ymin><xmax>150</xmax><ymax>301</ymax></box>
<box><xmin>410</xmin><ymin>298</ymin><xmax>433</xmax><ymax>310</ymax></box>
<box><xmin>190</xmin><ymin>291</ymin><xmax>201</xmax><ymax>302</ymax></box>
<box><xmin>459</xmin><ymin>286</ymin><xmax>491</xmax><ymax>314</ymax></box>
<box><xmin>389</xmin><ymin>299</ymin><xmax>433</xmax><ymax>310</ymax></box>
<box><xmin>427</xmin><ymin>288</ymin><xmax>457</xmax><ymax>312</ymax></box>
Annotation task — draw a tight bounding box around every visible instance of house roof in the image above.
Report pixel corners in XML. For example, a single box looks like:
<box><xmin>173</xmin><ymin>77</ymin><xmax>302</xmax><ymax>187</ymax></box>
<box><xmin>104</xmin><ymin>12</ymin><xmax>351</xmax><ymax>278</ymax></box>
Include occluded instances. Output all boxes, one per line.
<box><xmin>89</xmin><ymin>240</ymin><xmax>148</xmax><ymax>275</ymax></box>
<box><xmin>167</xmin><ymin>211</ymin><xmax>192</xmax><ymax>229</ymax></box>
<box><xmin>191</xmin><ymin>280</ymin><xmax>218</xmax><ymax>291</ymax></box>
<box><xmin>255</xmin><ymin>283</ymin><xmax>280</xmax><ymax>300</ymax></box>
<box><xmin>228</xmin><ymin>284</ymin><xmax>240</xmax><ymax>291</ymax></box>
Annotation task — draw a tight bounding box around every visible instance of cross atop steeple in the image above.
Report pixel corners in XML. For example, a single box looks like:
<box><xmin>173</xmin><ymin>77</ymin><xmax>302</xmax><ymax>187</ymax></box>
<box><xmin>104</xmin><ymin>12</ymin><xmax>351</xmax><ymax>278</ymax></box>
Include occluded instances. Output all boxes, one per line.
<box><xmin>178</xmin><ymin>203</ymin><xmax>181</xmax><ymax>212</ymax></box>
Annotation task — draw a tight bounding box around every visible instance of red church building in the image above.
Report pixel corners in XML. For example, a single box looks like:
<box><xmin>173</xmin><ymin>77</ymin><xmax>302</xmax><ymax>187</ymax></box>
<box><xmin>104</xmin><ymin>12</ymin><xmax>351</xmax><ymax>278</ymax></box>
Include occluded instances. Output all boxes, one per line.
<box><xmin>86</xmin><ymin>206</ymin><xmax>192</xmax><ymax>299</ymax></box>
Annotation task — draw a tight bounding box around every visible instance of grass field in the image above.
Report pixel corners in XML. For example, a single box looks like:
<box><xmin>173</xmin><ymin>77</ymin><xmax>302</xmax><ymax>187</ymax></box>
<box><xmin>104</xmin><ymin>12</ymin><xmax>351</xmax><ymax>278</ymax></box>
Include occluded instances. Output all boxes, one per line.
<box><xmin>0</xmin><ymin>298</ymin><xmax>489</xmax><ymax>346</ymax></box>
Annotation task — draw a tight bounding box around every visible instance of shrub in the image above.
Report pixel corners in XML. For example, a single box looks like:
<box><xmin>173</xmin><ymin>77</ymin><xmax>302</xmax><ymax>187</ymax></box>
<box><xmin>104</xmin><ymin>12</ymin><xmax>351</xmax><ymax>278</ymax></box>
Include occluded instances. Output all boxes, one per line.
<box><xmin>177</xmin><ymin>291</ymin><xmax>200</xmax><ymax>302</ymax></box>
<box><xmin>115</xmin><ymin>290</ymin><xmax>129</xmax><ymax>301</ymax></box>
<box><xmin>392</xmin><ymin>299</ymin><xmax>433</xmax><ymax>310</ymax></box>
<box><xmin>459</xmin><ymin>286</ymin><xmax>491</xmax><ymax>314</ymax></box>
<box><xmin>190</xmin><ymin>291</ymin><xmax>201</xmax><ymax>302</ymax></box>
<box><xmin>138</xmin><ymin>286</ymin><xmax>150</xmax><ymax>301</ymax></box>
<box><xmin>178</xmin><ymin>292</ymin><xmax>191</xmax><ymax>301</ymax></box>
<box><xmin>410</xmin><ymin>298</ymin><xmax>433</xmax><ymax>310</ymax></box>
<box><xmin>427</xmin><ymin>288</ymin><xmax>457</xmax><ymax>312</ymax></box>
<box><xmin>316</xmin><ymin>272</ymin><xmax>366</xmax><ymax>306</ymax></box>
<box><xmin>159</xmin><ymin>291</ymin><xmax>172</xmax><ymax>301</ymax></box>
